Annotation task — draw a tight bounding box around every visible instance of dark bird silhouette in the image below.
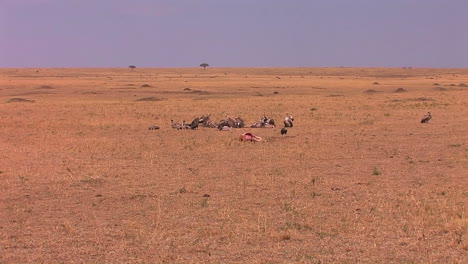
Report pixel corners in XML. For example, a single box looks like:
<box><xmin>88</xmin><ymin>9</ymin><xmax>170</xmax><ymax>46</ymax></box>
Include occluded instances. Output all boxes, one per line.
<box><xmin>281</xmin><ymin>127</ymin><xmax>288</xmax><ymax>135</ymax></box>
<box><xmin>190</xmin><ymin>117</ymin><xmax>200</xmax><ymax>129</ymax></box>
<box><xmin>421</xmin><ymin>112</ymin><xmax>432</xmax><ymax>123</ymax></box>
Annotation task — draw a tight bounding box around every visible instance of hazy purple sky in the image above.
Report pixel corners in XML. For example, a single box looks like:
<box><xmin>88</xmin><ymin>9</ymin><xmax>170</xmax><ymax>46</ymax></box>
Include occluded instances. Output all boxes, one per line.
<box><xmin>1</xmin><ymin>0</ymin><xmax>467</xmax><ymax>68</ymax></box>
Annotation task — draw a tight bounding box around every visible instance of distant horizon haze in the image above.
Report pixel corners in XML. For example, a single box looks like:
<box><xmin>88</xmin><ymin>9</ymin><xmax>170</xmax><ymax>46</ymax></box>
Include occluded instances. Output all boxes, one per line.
<box><xmin>1</xmin><ymin>0</ymin><xmax>467</xmax><ymax>68</ymax></box>
<box><xmin>1</xmin><ymin>66</ymin><xmax>467</xmax><ymax>69</ymax></box>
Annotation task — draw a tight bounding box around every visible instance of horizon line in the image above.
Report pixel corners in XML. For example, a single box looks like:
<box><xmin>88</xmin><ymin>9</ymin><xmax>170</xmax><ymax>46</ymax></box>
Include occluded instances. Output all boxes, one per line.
<box><xmin>1</xmin><ymin>66</ymin><xmax>468</xmax><ymax>70</ymax></box>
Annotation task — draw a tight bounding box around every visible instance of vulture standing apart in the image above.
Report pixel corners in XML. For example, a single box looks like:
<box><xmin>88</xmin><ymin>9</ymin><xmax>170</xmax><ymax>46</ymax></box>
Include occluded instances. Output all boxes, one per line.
<box><xmin>420</xmin><ymin>112</ymin><xmax>432</xmax><ymax>123</ymax></box>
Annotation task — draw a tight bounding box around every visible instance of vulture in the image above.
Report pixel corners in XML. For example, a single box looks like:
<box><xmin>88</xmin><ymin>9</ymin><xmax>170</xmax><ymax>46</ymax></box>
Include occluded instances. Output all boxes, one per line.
<box><xmin>225</xmin><ymin>115</ymin><xmax>236</xmax><ymax>128</ymax></box>
<box><xmin>281</xmin><ymin>127</ymin><xmax>288</xmax><ymax>135</ymax></box>
<box><xmin>420</xmin><ymin>112</ymin><xmax>432</xmax><ymax>123</ymax></box>
<box><xmin>217</xmin><ymin>120</ymin><xmax>228</xmax><ymax>130</ymax></box>
<box><xmin>190</xmin><ymin>118</ymin><xmax>200</xmax><ymax>129</ymax></box>
<box><xmin>171</xmin><ymin>120</ymin><xmax>182</xmax><ymax>129</ymax></box>
<box><xmin>234</xmin><ymin>117</ymin><xmax>245</xmax><ymax>128</ymax></box>
<box><xmin>283</xmin><ymin>114</ymin><xmax>294</xmax><ymax>127</ymax></box>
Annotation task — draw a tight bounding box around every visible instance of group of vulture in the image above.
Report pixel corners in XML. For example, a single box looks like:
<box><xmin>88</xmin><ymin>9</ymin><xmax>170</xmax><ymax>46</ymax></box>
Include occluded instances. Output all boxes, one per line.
<box><xmin>149</xmin><ymin>112</ymin><xmax>432</xmax><ymax>141</ymax></box>
<box><xmin>170</xmin><ymin>113</ymin><xmax>294</xmax><ymax>132</ymax></box>
<box><xmin>165</xmin><ymin>114</ymin><xmax>295</xmax><ymax>141</ymax></box>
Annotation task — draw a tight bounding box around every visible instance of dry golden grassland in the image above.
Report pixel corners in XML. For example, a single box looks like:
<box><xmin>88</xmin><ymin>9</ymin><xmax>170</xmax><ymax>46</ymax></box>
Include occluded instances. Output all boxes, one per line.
<box><xmin>0</xmin><ymin>67</ymin><xmax>467</xmax><ymax>263</ymax></box>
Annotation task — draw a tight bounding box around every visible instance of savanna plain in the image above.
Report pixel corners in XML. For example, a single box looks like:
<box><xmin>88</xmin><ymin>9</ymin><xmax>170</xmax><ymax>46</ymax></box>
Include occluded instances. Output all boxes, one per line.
<box><xmin>0</xmin><ymin>67</ymin><xmax>467</xmax><ymax>264</ymax></box>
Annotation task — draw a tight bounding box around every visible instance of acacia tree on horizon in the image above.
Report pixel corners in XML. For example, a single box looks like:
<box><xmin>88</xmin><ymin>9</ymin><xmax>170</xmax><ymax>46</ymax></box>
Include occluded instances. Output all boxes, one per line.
<box><xmin>200</xmin><ymin>63</ymin><xmax>209</xmax><ymax>69</ymax></box>
<box><xmin>129</xmin><ymin>65</ymin><xmax>136</xmax><ymax>70</ymax></box>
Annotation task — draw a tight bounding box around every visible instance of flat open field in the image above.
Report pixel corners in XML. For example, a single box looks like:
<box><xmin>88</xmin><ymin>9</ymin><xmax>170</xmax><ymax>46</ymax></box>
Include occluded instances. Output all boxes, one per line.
<box><xmin>0</xmin><ymin>67</ymin><xmax>467</xmax><ymax>263</ymax></box>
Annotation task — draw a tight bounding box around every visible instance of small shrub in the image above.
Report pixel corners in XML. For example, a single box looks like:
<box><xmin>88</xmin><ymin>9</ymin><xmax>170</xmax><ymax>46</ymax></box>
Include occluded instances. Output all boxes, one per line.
<box><xmin>402</xmin><ymin>224</ymin><xmax>409</xmax><ymax>233</ymax></box>
<box><xmin>188</xmin><ymin>167</ymin><xmax>199</xmax><ymax>175</ymax></box>
<box><xmin>201</xmin><ymin>198</ymin><xmax>209</xmax><ymax>208</ymax></box>
<box><xmin>373</xmin><ymin>167</ymin><xmax>381</xmax><ymax>176</ymax></box>
<box><xmin>281</xmin><ymin>202</ymin><xmax>294</xmax><ymax>212</ymax></box>
<box><xmin>273</xmin><ymin>168</ymin><xmax>283</xmax><ymax>177</ymax></box>
<box><xmin>18</xmin><ymin>175</ymin><xmax>28</xmax><ymax>183</ymax></box>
